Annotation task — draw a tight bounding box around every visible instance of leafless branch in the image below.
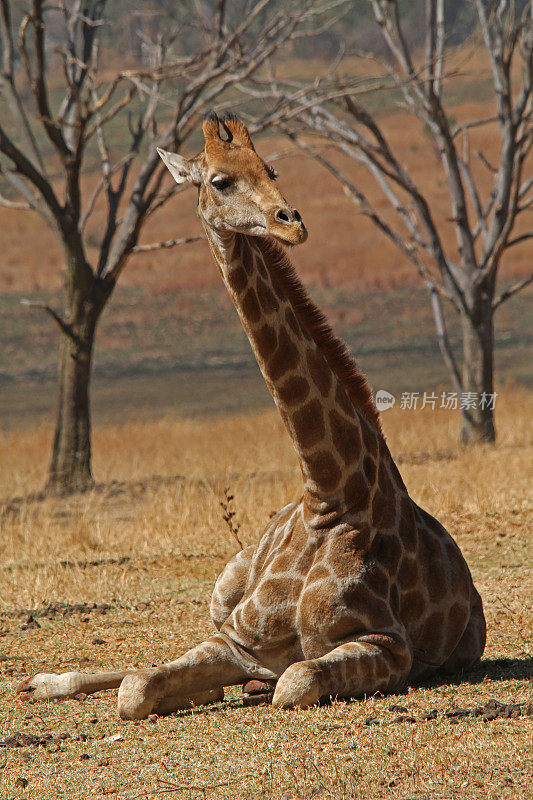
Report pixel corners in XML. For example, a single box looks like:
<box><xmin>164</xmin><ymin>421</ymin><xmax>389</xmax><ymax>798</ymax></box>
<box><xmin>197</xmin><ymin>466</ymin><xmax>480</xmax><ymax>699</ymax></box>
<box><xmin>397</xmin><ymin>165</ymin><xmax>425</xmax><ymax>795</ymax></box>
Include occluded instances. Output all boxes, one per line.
<box><xmin>20</xmin><ymin>298</ymin><xmax>79</xmax><ymax>342</ymax></box>
<box><xmin>493</xmin><ymin>274</ymin><xmax>533</xmax><ymax>310</ymax></box>
<box><xmin>430</xmin><ymin>287</ymin><xmax>463</xmax><ymax>394</ymax></box>
<box><xmin>132</xmin><ymin>236</ymin><xmax>203</xmax><ymax>254</ymax></box>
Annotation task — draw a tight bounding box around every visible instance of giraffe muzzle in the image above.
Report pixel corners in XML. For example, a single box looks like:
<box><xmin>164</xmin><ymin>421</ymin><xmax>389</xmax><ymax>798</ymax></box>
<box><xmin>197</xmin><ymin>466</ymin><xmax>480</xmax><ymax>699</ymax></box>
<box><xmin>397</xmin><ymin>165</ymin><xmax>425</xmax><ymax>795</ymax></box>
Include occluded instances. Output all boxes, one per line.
<box><xmin>271</xmin><ymin>207</ymin><xmax>308</xmax><ymax>245</ymax></box>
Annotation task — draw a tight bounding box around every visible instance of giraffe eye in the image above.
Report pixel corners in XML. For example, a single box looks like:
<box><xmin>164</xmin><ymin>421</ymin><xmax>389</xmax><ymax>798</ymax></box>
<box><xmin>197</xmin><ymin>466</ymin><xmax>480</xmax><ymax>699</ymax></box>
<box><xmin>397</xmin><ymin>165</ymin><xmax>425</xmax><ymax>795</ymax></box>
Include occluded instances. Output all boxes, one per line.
<box><xmin>210</xmin><ymin>175</ymin><xmax>233</xmax><ymax>191</ymax></box>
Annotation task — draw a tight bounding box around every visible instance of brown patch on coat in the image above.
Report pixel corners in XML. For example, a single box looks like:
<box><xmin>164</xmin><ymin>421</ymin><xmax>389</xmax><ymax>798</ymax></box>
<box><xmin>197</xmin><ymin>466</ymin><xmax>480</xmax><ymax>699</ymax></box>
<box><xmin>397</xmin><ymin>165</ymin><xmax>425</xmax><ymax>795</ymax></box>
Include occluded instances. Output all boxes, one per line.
<box><xmin>426</xmin><ymin>557</ymin><xmax>448</xmax><ymax>604</ymax></box>
<box><xmin>344</xmin><ymin>470</ymin><xmax>370</xmax><ymax>509</ymax></box>
<box><xmin>369</xmin><ymin>533</ymin><xmax>402</xmax><ymax>577</ymax></box>
<box><xmin>342</xmin><ymin>580</ymin><xmax>395</xmax><ymax>627</ymax></box>
<box><xmin>256</xmin><ymin>277</ymin><xmax>279</xmax><ymax>314</ymax></box>
<box><xmin>242</xmin><ymin>288</ymin><xmax>261</xmax><ymax>323</ymax></box>
<box><xmin>268</xmin><ymin>327</ymin><xmax>300</xmax><ymax>381</ymax></box>
<box><xmin>227</xmin><ymin>264</ymin><xmax>248</xmax><ymax>294</ymax></box>
<box><xmin>360</xmin><ymin>417</ymin><xmax>379</xmax><ymax>458</ymax></box>
<box><xmin>399</xmin><ymin>498</ymin><xmax>418</xmax><ymax>551</ymax></box>
<box><xmin>307</xmin><ymin>350</ymin><xmax>332</xmax><ymax>397</ymax></box>
<box><xmin>371</xmin><ymin>488</ymin><xmax>396</xmax><ymax>529</ymax></box>
<box><xmin>401</xmin><ymin>589</ymin><xmax>426</xmax><ymax>620</ymax></box>
<box><xmin>306</xmin><ymin>451</ymin><xmax>342</xmax><ymax>493</ymax></box>
<box><xmin>417</xmin><ymin>610</ymin><xmax>447</xmax><ymax>654</ymax></box>
<box><xmin>242</xmin><ymin>240</ymin><xmax>255</xmax><ymax>274</ymax></box>
<box><xmin>291</xmin><ymin>399</ymin><xmax>325</xmax><ymax>450</ymax></box>
<box><xmin>285</xmin><ymin>307</ymin><xmax>302</xmax><ymax>336</ymax></box>
<box><xmin>277</xmin><ymin>375</ymin><xmax>310</xmax><ymax>407</ymax></box>
<box><xmin>330</xmin><ymin>409</ymin><xmax>362</xmax><ymax>466</ymax></box>
<box><xmin>255</xmin><ymin>576</ymin><xmax>303</xmax><ymax>607</ymax></box>
<box><xmin>398</xmin><ymin>555</ymin><xmax>419</xmax><ymax>590</ymax></box>
<box><xmin>363</xmin><ymin>454</ymin><xmax>377</xmax><ymax>485</ymax></box>
<box><xmin>255</xmin><ymin>324</ymin><xmax>277</xmax><ymax>362</ymax></box>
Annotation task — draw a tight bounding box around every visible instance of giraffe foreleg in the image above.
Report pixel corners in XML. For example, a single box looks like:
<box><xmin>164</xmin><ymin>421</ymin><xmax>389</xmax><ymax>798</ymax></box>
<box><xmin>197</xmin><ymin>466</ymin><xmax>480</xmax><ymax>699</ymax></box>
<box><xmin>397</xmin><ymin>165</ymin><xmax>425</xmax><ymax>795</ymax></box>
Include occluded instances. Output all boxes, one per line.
<box><xmin>16</xmin><ymin>671</ymin><xmax>223</xmax><ymax>712</ymax></box>
<box><xmin>272</xmin><ymin>634</ymin><xmax>412</xmax><ymax>708</ymax></box>
<box><xmin>117</xmin><ymin>633</ymin><xmax>276</xmax><ymax>719</ymax></box>
<box><xmin>17</xmin><ymin>670</ymin><xmax>131</xmax><ymax>701</ymax></box>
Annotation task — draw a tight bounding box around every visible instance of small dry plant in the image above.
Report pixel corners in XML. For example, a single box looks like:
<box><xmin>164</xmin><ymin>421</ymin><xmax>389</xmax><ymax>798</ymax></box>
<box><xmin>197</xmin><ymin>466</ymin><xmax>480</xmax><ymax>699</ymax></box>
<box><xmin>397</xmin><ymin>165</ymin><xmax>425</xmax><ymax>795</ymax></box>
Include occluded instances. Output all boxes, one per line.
<box><xmin>219</xmin><ymin>487</ymin><xmax>244</xmax><ymax>550</ymax></box>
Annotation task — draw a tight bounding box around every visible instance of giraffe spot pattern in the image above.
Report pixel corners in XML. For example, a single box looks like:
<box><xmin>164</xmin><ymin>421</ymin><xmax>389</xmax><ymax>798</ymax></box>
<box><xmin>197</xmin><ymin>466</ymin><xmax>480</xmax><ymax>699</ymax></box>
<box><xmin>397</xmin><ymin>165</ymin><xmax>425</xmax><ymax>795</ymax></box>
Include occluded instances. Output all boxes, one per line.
<box><xmin>368</xmin><ymin>563</ymin><xmax>390</xmax><ymax>598</ymax></box>
<box><xmin>417</xmin><ymin>611</ymin><xmax>447</xmax><ymax>654</ymax></box>
<box><xmin>344</xmin><ymin>470</ymin><xmax>370</xmax><ymax>508</ymax></box>
<box><xmin>291</xmin><ymin>399</ymin><xmax>325</xmax><ymax>450</ymax></box>
<box><xmin>370</xmin><ymin>533</ymin><xmax>402</xmax><ymax>577</ymax></box>
<box><xmin>360</xmin><ymin>416</ymin><xmax>379</xmax><ymax>457</ymax></box>
<box><xmin>254</xmin><ymin>248</ymin><xmax>268</xmax><ymax>278</ymax></box>
<box><xmin>335</xmin><ymin>384</ymin><xmax>355</xmax><ymax>418</ymax></box>
<box><xmin>227</xmin><ymin>264</ymin><xmax>248</xmax><ymax>294</ymax></box>
<box><xmin>342</xmin><ymin>581</ymin><xmax>395</xmax><ymax>627</ymax></box>
<box><xmin>330</xmin><ymin>409</ymin><xmax>362</xmax><ymax>465</ymax></box>
<box><xmin>278</xmin><ymin>375</ymin><xmax>310</xmax><ymax>407</ymax></box>
<box><xmin>285</xmin><ymin>307</ymin><xmax>302</xmax><ymax>336</ymax></box>
<box><xmin>307</xmin><ymin>451</ymin><xmax>342</xmax><ymax>493</ymax></box>
<box><xmin>242</xmin><ymin>288</ymin><xmax>261</xmax><ymax>323</ymax></box>
<box><xmin>255</xmin><ymin>324</ymin><xmax>277</xmax><ymax>362</ymax></box>
<box><xmin>372</xmin><ymin>487</ymin><xmax>396</xmax><ymax>529</ymax></box>
<box><xmin>443</xmin><ymin>603</ymin><xmax>471</xmax><ymax>655</ymax></box>
<box><xmin>398</xmin><ymin>555</ymin><xmax>419</xmax><ymax>590</ymax></box>
<box><xmin>305</xmin><ymin>562</ymin><xmax>333</xmax><ymax>585</ymax></box>
<box><xmin>401</xmin><ymin>589</ymin><xmax>426</xmax><ymax>620</ymax></box>
<box><xmin>399</xmin><ymin>497</ymin><xmax>418</xmax><ymax>551</ymax></box>
<box><xmin>256</xmin><ymin>278</ymin><xmax>279</xmax><ymax>313</ymax></box>
<box><xmin>306</xmin><ymin>350</ymin><xmax>332</xmax><ymax>397</ymax></box>
<box><xmin>255</xmin><ymin>576</ymin><xmax>303</xmax><ymax>607</ymax></box>
<box><xmin>242</xmin><ymin>241</ymin><xmax>254</xmax><ymax>274</ymax></box>
<box><xmin>268</xmin><ymin>326</ymin><xmax>300</xmax><ymax>381</ymax></box>
<box><xmin>389</xmin><ymin>583</ymin><xmax>400</xmax><ymax>615</ymax></box>
<box><xmin>426</xmin><ymin>547</ymin><xmax>448</xmax><ymax>603</ymax></box>
<box><xmin>363</xmin><ymin>454</ymin><xmax>377</xmax><ymax>485</ymax></box>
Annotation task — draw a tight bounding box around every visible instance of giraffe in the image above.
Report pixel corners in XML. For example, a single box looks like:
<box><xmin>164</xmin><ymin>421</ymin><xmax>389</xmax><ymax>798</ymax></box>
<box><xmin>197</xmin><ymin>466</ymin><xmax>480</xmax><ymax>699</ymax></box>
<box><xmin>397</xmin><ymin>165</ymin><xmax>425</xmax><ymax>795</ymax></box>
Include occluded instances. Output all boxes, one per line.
<box><xmin>17</xmin><ymin>113</ymin><xmax>486</xmax><ymax>720</ymax></box>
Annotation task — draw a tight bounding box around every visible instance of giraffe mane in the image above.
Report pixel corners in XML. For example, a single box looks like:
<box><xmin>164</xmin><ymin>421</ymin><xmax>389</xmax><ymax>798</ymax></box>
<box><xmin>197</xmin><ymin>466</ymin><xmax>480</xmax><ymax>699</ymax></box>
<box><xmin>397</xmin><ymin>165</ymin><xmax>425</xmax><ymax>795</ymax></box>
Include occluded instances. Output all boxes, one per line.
<box><xmin>255</xmin><ymin>236</ymin><xmax>383</xmax><ymax>434</ymax></box>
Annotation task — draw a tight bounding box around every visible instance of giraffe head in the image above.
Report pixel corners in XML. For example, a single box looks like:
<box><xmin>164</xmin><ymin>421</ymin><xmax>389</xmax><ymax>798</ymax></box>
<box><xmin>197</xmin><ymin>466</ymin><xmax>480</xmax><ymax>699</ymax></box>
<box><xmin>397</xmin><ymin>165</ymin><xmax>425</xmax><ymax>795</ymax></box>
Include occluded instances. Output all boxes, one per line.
<box><xmin>158</xmin><ymin>112</ymin><xmax>307</xmax><ymax>246</ymax></box>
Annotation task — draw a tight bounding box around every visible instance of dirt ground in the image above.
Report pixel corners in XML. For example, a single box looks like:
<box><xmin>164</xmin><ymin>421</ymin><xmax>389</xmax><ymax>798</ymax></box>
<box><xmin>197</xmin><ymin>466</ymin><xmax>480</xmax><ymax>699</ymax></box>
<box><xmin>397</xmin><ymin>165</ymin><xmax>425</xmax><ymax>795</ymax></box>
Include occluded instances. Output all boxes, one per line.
<box><xmin>0</xmin><ymin>390</ymin><xmax>531</xmax><ymax>799</ymax></box>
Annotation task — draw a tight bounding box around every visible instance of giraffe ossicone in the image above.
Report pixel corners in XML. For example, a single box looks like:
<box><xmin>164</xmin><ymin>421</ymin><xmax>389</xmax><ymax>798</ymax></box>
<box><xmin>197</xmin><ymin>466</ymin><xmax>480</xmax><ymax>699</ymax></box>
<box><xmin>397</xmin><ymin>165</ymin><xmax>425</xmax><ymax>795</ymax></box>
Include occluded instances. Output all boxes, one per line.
<box><xmin>17</xmin><ymin>112</ymin><xmax>485</xmax><ymax>719</ymax></box>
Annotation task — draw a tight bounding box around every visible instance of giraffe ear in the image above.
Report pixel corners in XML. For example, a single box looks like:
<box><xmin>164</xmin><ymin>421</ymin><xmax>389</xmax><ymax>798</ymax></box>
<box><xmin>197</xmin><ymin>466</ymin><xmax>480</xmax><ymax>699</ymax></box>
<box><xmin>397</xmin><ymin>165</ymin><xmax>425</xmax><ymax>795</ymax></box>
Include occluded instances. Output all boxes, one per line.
<box><xmin>157</xmin><ymin>148</ymin><xmax>204</xmax><ymax>186</ymax></box>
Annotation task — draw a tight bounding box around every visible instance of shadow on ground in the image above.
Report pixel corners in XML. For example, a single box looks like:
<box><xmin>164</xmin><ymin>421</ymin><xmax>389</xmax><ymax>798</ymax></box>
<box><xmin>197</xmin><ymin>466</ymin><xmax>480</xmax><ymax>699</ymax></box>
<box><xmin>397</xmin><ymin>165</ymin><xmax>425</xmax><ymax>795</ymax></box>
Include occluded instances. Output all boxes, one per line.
<box><xmin>421</xmin><ymin>656</ymin><xmax>533</xmax><ymax>688</ymax></box>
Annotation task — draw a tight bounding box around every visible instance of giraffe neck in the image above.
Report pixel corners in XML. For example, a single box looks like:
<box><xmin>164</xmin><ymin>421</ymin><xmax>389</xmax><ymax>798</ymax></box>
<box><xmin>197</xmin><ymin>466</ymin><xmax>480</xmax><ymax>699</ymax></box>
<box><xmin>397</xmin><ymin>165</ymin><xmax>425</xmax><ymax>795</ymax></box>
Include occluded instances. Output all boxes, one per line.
<box><xmin>203</xmin><ymin>226</ymin><xmax>384</xmax><ymax>525</ymax></box>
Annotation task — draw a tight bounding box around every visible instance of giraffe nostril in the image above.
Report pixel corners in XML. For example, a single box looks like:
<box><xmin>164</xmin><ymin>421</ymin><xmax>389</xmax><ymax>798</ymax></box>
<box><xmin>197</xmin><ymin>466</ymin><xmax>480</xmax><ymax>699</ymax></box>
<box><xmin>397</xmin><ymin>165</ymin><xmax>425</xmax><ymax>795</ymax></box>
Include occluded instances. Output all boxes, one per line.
<box><xmin>275</xmin><ymin>209</ymin><xmax>291</xmax><ymax>224</ymax></box>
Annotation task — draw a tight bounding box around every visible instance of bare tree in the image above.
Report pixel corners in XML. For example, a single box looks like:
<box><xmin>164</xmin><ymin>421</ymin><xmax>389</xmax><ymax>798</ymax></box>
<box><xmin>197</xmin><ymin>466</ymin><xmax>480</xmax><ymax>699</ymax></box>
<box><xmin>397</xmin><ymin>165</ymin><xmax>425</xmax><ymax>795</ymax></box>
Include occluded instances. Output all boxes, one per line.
<box><xmin>255</xmin><ymin>0</ymin><xmax>532</xmax><ymax>443</ymax></box>
<box><xmin>0</xmin><ymin>0</ymin><xmax>335</xmax><ymax>492</ymax></box>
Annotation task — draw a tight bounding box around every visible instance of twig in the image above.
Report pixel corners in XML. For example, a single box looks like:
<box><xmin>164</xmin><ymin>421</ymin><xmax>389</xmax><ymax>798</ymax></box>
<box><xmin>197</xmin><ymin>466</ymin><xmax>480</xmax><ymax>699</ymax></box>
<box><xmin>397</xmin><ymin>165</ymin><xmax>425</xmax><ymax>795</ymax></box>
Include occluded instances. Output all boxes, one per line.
<box><xmin>131</xmin><ymin>236</ymin><xmax>203</xmax><ymax>254</ymax></box>
<box><xmin>219</xmin><ymin>487</ymin><xmax>243</xmax><ymax>550</ymax></box>
<box><xmin>20</xmin><ymin>299</ymin><xmax>80</xmax><ymax>344</ymax></box>
<box><xmin>493</xmin><ymin>274</ymin><xmax>533</xmax><ymax>310</ymax></box>
<box><xmin>130</xmin><ymin>775</ymin><xmax>253</xmax><ymax>798</ymax></box>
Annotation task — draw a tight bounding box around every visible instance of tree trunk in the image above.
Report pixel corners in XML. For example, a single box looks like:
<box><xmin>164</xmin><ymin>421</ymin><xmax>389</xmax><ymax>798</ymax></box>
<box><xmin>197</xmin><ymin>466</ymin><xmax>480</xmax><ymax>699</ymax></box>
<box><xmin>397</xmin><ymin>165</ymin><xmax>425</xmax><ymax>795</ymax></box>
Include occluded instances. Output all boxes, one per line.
<box><xmin>459</xmin><ymin>291</ymin><xmax>496</xmax><ymax>444</ymax></box>
<box><xmin>47</xmin><ymin>259</ymin><xmax>113</xmax><ymax>494</ymax></box>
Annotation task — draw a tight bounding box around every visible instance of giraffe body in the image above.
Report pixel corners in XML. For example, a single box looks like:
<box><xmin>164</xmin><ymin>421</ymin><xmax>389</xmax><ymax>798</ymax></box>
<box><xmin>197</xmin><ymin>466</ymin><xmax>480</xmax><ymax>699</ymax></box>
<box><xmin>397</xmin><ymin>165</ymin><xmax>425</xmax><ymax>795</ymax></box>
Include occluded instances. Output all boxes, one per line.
<box><xmin>17</xmin><ymin>114</ymin><xmax>485</xmax><ymax>719</ymax></box>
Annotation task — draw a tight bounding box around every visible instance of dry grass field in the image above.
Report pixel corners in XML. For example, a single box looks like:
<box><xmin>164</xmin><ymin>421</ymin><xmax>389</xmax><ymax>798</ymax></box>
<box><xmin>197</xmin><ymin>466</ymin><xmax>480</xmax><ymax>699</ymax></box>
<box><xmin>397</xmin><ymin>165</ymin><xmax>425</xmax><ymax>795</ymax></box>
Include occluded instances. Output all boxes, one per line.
<box><xmin>0</xmin><ymin>389</ymin><xmax>531</xmax><ymax>799</ymax></box>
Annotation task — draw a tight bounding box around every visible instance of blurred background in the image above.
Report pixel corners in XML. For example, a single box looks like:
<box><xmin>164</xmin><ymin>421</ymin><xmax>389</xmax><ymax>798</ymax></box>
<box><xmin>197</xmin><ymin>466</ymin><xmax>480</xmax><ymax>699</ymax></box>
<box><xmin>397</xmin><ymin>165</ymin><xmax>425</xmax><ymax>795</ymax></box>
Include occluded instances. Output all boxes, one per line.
<box><xmin>0</xmin><ymin>0</ymin><xmax>531</xmax><ymax>492</ymax></box>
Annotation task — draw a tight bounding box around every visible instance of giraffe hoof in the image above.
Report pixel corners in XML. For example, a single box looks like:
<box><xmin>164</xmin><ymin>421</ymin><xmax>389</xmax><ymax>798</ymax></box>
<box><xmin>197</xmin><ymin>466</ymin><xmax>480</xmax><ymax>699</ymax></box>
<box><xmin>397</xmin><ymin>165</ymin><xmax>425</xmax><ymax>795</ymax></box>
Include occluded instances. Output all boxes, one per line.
<box><xmin>118</xmin><ymin>671</ymin><xmax>159</xmax><ymax>720</ymax></box>
<box><xmin>16</xmin><ymin>673</ymin><xmax>81</xmax><ymax>701</ymax></box>
<box><xmin>272</xmin><ymin>663</ymin><xmax>321</xmax><ymax>709</ymax></box>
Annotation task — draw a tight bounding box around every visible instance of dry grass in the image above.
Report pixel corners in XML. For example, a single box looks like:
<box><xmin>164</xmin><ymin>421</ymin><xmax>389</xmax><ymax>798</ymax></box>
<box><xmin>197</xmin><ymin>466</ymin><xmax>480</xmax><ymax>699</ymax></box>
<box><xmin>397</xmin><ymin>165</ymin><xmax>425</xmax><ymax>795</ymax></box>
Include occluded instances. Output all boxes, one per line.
<box><xmin>0</xmin><ymin>388</ymin><xmax>531</xmax><ymax>799</ymax></box>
